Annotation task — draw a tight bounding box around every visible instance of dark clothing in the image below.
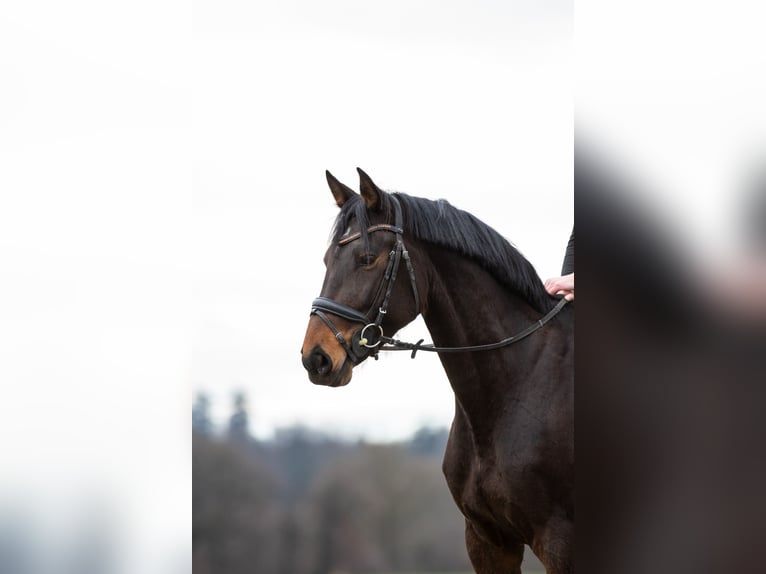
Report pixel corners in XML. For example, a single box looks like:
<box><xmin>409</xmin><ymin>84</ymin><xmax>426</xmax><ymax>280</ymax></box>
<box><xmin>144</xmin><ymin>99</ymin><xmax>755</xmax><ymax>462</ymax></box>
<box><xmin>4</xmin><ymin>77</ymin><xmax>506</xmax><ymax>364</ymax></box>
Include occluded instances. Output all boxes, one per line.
<box><xmin>561</xmin><ymin>228</ymin><xmax>574</xmax><ymax>275</ymax></box>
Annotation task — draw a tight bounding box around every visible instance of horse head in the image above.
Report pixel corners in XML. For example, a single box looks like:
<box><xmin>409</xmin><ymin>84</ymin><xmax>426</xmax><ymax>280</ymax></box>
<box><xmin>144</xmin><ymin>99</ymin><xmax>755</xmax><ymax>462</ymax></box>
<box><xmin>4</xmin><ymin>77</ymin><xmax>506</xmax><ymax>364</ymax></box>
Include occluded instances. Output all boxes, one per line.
<box><xmin>300</xmin><ymin>168</ymin><xmax>423</xmax><ymax>387</ymax></box>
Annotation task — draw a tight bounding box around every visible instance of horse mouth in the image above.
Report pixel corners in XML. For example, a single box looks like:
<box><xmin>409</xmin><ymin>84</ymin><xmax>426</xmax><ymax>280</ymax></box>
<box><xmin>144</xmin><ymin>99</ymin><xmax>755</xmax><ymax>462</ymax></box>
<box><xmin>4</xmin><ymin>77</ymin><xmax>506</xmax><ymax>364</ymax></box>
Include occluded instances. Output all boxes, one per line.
<box><xmin>306</xmin><ymin>357</ymin><xmax>353</xmax><ymax>387</ymax></box>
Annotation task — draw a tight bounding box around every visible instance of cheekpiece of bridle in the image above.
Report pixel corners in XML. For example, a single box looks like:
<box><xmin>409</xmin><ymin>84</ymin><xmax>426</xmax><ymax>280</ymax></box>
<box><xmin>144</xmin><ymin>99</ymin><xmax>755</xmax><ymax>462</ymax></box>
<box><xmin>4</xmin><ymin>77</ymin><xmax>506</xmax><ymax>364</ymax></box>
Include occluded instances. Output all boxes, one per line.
<box><xmin>311</xmin><ymin>195</ymin><xmax>420</xmax><ymax>364</ymax></box>
<box><xmin>310</xmin><ymin>195</ymin><xmax>568</xmax><ymax>365</ymax></box>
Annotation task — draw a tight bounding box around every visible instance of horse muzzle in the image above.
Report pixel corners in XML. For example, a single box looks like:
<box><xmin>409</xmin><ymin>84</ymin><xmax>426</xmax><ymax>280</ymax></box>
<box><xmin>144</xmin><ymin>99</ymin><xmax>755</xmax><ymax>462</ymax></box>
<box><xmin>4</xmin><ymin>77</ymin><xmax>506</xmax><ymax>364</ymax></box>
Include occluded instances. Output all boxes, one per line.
<box><xmin>301</xmin><ymin>313</ymin><xmax>358</xmax><ymax>386</ymax></box>
<box><xmin>301</xmin><ymin>344</ymin><xmax>353</xmax><ymax>387</ymax></box>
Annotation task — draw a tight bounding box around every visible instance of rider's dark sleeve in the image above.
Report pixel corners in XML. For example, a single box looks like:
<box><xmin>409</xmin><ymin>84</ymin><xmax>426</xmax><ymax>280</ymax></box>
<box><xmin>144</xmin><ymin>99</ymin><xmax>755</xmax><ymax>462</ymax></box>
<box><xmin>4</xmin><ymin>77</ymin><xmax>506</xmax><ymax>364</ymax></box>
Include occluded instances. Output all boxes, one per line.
<box><xmin>561</xmin><ymin>228</ymin><xmax>574</xmax><ymax>275</ymax></box>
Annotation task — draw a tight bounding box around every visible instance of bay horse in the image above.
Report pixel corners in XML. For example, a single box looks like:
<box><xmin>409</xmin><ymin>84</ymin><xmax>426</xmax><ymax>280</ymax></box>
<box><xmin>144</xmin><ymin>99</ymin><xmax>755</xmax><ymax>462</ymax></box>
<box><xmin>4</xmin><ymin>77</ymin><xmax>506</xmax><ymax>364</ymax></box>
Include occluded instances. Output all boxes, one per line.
<box><xmin>301</xmin><ymin>169</ymin><xmax>574</xmax><ymax>573</ymax></box>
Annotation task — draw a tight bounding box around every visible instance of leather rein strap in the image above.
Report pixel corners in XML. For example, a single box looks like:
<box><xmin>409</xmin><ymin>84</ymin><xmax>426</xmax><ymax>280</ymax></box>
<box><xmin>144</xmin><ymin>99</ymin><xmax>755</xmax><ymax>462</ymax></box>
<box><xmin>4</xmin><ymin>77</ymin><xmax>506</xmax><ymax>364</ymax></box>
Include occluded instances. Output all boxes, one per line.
<box><xmin>379</xmin><ymin>296</ymin><xmax>568</xmax><ymax>358</ymax></box>
<box><xmin>310</xmin><ymin>195</ymin><xmax>568</xmax><ymax>362</ymax></box>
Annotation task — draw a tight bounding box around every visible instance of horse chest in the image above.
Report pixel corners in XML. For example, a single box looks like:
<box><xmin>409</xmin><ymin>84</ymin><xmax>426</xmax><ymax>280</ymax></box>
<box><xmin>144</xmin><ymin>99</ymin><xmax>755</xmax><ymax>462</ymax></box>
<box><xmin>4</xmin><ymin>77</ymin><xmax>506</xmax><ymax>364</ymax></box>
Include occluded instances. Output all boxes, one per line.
<box><xmin>443</xmin><ymin>431</ymin><xmax>535</xmax><ymax>545</ymax></box>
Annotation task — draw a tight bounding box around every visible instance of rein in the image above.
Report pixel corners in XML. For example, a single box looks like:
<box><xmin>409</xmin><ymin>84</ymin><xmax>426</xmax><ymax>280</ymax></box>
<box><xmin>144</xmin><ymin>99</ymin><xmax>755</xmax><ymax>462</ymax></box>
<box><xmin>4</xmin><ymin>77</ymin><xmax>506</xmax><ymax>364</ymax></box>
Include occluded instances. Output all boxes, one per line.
<box><xmin>379</xmin><ymin>296</ymin><xmax>568</xmax><ymax>358</ymax></box>
<box><xmin>310</xmin><ymin>195</ymin><xmax>568</xmax><ymax>363</ymax></box>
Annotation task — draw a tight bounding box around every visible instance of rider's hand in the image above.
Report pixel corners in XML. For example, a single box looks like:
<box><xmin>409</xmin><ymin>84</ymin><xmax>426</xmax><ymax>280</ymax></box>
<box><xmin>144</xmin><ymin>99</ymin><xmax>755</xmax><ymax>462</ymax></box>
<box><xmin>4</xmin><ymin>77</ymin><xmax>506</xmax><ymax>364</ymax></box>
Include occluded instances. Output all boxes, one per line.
<box><xmin>544</xmin><ymin>273</ymin><xmax>574</xmax><ymax>301</ymax></box>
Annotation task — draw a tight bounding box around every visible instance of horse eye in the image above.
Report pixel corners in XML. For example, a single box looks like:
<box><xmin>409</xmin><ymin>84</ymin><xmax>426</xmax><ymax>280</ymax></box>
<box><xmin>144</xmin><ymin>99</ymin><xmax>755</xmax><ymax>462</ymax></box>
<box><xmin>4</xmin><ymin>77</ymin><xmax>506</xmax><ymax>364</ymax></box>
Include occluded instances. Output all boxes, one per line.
<box><xmin>357</xmin><ymin>253</ymin><xmax>377</xmax><ymax>267</ymax></box>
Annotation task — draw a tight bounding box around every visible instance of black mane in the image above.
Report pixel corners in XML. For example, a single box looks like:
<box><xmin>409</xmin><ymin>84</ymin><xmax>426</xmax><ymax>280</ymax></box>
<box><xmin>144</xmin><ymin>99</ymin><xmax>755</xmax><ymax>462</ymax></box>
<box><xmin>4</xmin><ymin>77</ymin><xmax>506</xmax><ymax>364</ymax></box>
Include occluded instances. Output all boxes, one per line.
<box><xmin>333</xmin><ymin>192</ymin><xmax>555</xmax><ymax>313</ymax></box>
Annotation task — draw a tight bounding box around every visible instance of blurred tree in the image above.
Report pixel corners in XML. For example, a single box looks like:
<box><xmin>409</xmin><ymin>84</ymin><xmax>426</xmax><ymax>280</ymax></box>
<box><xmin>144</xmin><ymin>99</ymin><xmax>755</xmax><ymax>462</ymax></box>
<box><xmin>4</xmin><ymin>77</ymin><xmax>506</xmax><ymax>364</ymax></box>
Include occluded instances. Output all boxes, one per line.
<box><xmin>192</xmin><ymin>392</ymin><xmax>213</xmax><ymax>436</ymax></box>
<box><xmin>309</xmin><ymin>468</ymin><xmax>382</xmax><ymax>574</ymax></box>
<box><xmin>227</xmin><ymin>391</ymin><xmax>250</xmax><ymax>442</ymax></box>
<box><xmin>192</xmin><ymin>424</ymin><xmax>477</xmax><ymax>574</ymax></box>
<box><xmin>306</xmin><ymin>444</ymin><xmax>471</xmax><ymax>573</ymax></box>
<box><xmin>408</xmin><ymin>426</ymin><xmax>449</xmax><ymax>457</ymax></box>
<box><xmin>271</xmin><ymin>425</ymin><xmax>348</xmax><ymax>500</ymax></box>
<box><xmin>193</xmin><ymin>434</ymin><xmax>280</xmax><ymax>574</ymax></box>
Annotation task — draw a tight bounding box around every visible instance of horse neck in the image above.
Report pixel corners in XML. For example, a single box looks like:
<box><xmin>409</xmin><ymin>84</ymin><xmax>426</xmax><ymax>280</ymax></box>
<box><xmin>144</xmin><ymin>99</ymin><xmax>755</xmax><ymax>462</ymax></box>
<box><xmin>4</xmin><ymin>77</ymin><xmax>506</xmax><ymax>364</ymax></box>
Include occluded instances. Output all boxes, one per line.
<box><xmin>417</xmin><ymin>244</ymin><xmax>557</xmax><ymax>430</ymax></box>
<box><xmin>420</xmin><ymin>243</ymin><xmax>545</xmax><ymax>347</ymax></box>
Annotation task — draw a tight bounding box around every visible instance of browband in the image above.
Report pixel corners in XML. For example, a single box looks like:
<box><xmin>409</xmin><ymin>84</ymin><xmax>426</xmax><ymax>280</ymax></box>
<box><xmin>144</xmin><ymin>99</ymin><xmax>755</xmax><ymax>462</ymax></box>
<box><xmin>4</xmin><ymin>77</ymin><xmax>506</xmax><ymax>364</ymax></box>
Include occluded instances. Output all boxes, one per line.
<box><xmin>338</xmin><ymin>224</ymin><xmax>404</xmax><ymax>245</ymax></box>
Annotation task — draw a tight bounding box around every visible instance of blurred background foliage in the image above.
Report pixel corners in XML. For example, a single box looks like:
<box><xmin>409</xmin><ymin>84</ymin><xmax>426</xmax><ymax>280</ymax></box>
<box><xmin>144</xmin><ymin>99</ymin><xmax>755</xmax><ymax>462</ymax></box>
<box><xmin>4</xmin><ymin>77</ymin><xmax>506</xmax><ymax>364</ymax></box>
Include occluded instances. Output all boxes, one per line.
<box><xmin>193</xmin><ymin>391</ymin><xmax>495</xmax><ymax>573</ymax></box>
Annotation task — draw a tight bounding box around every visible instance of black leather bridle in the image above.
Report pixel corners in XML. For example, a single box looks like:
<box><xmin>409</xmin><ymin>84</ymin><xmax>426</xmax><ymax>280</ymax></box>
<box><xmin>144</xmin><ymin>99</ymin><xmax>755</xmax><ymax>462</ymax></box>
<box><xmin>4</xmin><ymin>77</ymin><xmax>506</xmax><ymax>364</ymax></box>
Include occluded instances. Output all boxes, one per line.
<box><xmin>310</xmin><ymin>195</ymin><xmax>568</xmax><ymax>364</ymax></box>
<box><xmin>310</xmin><ymin>195</ymin><xmax>420</xmax><ymax>364</ymax></box>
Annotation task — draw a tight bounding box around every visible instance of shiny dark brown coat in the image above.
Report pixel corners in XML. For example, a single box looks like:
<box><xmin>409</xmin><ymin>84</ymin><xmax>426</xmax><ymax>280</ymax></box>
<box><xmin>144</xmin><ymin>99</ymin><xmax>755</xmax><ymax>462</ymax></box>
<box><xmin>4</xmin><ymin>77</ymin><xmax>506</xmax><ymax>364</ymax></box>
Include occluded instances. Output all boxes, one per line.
<box><xmin>301</xmin><ymin>169</ymin><xmax>574</xmax><ymax>573</ymax></box>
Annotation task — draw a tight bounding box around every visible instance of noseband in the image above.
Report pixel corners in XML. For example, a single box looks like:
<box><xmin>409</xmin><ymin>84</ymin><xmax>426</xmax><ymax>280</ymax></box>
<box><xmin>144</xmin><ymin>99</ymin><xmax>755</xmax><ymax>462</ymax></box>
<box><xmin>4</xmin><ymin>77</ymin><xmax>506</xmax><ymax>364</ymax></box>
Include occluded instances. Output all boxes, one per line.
<box><xmin>310</xmin><ymin>195</ymin><xmax>420</xmax><ymax>364</ymax></box>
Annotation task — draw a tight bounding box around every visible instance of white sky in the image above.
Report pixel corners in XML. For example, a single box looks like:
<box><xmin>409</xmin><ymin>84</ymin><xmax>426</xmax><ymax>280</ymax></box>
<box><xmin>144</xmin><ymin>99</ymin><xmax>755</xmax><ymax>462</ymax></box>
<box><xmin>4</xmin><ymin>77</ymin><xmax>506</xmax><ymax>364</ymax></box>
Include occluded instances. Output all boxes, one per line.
<box><xmin>0</xmin><ymin>1</ymin><xmax>574</xmax><ymax>447</ymax></box>
<box><xmin>188</xmin><ymin>0</ymin><xmax>574</xmax><ymax>439</ymax></box>
<box><xmin>0</xmin><ymin>1</ymin><xmax>573</xmax><ymax>445</ymax></box>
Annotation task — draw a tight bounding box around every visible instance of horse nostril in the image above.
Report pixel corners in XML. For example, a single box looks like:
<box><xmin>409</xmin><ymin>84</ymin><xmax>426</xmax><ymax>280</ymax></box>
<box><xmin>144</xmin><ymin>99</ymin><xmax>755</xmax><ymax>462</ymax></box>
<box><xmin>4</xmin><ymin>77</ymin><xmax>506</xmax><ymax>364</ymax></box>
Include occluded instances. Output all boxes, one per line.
<box><xmin>302</xmin><ymin>347</ymin><xmax>332</xmax><ymax>375</ymax></box>
<box><xmin>316</xmin><ymin>351</ymin><xmax>332</xmax><ymax>375</ymax></box>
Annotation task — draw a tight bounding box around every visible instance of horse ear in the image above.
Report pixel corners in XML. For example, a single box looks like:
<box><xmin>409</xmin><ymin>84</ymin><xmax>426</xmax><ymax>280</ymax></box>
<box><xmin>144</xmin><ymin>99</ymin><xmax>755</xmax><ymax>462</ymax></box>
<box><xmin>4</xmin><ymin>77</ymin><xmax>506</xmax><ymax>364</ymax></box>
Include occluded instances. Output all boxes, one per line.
<box><xmin>326</xmin><ymin>170</ymin><xmax>357</xmax><ymax>208</ymax></box>
<box><xmin>357</xmin><ymin>167</ymin><xmax>383</xmax><ymax>211</ymax></box>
